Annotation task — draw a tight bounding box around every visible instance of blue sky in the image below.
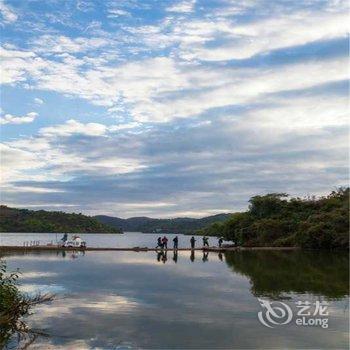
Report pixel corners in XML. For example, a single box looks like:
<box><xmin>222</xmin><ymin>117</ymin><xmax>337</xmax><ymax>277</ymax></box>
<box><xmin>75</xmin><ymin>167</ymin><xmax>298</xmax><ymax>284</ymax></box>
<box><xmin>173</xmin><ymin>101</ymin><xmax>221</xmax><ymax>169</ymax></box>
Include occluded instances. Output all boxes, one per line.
<box><xmin>0</xmin><ymin>0</ymin><xmax>348</xmax><ymax>218</ymax></box>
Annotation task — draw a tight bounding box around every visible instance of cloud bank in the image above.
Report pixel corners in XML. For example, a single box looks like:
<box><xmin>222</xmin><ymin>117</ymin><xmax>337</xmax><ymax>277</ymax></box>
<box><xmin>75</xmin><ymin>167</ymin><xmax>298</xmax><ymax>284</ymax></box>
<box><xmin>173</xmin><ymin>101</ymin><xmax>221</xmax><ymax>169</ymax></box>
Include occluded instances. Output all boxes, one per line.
<box><xmin>0</xmin><ymin>0</ymin><xmax>348</xmax><ymax>217</ymax></box>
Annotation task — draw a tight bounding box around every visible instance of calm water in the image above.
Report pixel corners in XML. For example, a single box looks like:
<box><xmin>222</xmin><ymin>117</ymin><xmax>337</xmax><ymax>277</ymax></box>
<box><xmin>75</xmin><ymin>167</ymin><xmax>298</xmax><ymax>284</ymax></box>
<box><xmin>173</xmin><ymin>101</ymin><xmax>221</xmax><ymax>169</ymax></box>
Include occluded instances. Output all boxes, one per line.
<box><xmin>0</xmin><ymin>232</ymin><xmax>220</xmax><ymax>248</ymax></box>
<box><xmin>1</xmin><ymin>233</ymin><xmax>349</xmax><ymax>349</ymax></box>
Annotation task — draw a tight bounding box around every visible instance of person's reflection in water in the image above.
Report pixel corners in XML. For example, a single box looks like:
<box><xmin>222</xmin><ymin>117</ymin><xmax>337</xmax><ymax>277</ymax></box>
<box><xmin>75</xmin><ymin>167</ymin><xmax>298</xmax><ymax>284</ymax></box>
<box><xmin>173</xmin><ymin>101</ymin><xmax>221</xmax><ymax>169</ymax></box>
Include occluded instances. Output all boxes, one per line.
<box><xmin>162</xmin><ymin>251</ymin><xmax>168</xmax><ymax>264</ymax></box>
<box><xmin>202</xmin><ymin>251</ymin><xmax>209</xmax><ymax>262</ymax></box>
<box><xmin>157</xmin><ymin>251</ymin><xmax>163</xmax><ymax>262</ymax></box>
<box><xmin>62</xmin><ymin>251</ymin><xmax>66</xmax><ymax>258</ymax></box>
<box><xmin>190</xmin><ymin>249</ymin><xmax>195</xmax><ymax>262</ymax></box>
<box><xmin>173</xmin><ymin>250</ymin><xmax>178</xmax><ymax>263</ymax></box>
<box><xmin>218</xmin><ymin>252</ymin><xmax>223</xmax><ymax>261</ymax></box>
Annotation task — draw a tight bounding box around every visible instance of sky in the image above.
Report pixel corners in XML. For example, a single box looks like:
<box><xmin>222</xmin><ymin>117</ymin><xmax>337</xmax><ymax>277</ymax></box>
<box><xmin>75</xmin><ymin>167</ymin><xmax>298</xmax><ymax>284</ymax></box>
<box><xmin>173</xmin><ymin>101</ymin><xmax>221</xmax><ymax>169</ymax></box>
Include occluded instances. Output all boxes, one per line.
<box><xmin>0</xmin><ymin>0</ymin><xmax>348</xmax><ymax>218</ymax></box>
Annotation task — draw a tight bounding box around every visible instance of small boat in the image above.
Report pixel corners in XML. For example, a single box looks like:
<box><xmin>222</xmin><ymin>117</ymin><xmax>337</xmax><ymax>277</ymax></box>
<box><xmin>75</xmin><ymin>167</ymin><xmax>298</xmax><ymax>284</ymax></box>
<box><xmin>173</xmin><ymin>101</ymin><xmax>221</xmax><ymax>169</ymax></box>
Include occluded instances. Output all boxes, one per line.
<box><xmin>63</xmin><ymin>235</ymin><xmax>86</xmax><ymax>248</ymax></box>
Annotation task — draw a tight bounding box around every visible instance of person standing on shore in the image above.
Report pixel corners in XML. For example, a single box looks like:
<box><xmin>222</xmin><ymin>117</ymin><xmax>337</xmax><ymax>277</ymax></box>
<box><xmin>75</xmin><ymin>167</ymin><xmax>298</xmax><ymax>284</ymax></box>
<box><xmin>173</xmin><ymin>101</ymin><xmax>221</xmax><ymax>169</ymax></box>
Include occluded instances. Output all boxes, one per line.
<box><xmin>218</xmin><ymin>237</ymin><xmax>223</xmax><ymax>248</ymax></box>
<box><xmin>156</xmin><ymin>237</ymin><xmax>163</xmax><ymax>249</ymax></box>
<box><xmin>202</xmin><ymin>236</ymin><xmax>209</xmax><ymax>247</ymax></box>
<box><xmin>162</xmin><ymin>236</ymin><xmax>168</xmax><ymax>250</ymax></box>
<box><xmin>173</xmin><ymin>236</ymin><xmax>178</xmax><ymax>250</ymax></box>
<box><xmin>190</xmin><ymin>236</ymin><xmax>196</xmax><ymax>249</ymax></box>
<box><xmin>61</xmin><ymin>233</ymin><xmax>68</xmax><ymax>246</ymax></box>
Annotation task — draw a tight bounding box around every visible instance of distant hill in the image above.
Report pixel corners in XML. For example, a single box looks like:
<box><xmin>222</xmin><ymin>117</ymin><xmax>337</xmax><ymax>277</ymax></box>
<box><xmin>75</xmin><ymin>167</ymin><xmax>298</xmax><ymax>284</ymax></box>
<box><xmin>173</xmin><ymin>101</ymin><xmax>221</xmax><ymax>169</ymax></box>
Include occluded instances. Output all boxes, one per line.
<box><xmin>0</xmin><ymin>206</ymin><xmax>121</xmax><ymax>233</ymax></box>
<box><xmin>94</xmin><ymin>213</ymin><xmax>231</xmax><ymax>234</ymax></box>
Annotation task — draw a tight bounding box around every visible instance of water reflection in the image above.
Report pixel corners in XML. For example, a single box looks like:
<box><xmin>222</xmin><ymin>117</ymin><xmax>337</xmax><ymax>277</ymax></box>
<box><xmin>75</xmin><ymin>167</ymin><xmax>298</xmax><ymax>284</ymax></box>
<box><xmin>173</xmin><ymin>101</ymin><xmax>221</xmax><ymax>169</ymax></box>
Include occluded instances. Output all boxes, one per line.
<box><xmin>224</xmin><ymin>250</ymin><xmax>349</xmax><ymax>299</ymax></box>
<box><xmin>1</xmin><ymin>249</ymin><xmax>348</xmax><ymax>349</ymax></box>
<box><xmin>55</xmin><ymin>250</ymin><xmax>85</xmax><ymax>259</ymax></box>
<box><xmin>155</xmin><ymin>250</ymin><xmax>214</xmax><ymax>264</ymax></box>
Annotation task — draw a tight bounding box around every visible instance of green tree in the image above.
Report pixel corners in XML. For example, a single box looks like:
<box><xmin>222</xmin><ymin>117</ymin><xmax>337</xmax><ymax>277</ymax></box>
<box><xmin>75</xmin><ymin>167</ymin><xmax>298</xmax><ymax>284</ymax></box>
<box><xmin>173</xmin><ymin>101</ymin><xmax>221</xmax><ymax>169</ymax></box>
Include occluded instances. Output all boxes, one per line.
<box><xmin>249</xmin><ymin>193</ymin><xmax>288</xmax><ymax>218</ymax></box>
<box><xmin>197</xmin><ymin>188</ymin><xmax>349</xmax><ymax>249</ymax></box>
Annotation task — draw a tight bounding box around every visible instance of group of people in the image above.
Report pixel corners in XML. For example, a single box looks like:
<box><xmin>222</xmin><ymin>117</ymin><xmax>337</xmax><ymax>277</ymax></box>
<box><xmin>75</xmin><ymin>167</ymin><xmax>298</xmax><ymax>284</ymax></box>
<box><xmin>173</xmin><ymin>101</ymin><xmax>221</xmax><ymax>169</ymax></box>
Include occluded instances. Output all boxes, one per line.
<box><xmin>155</xmin><ymin>235</ymin><xmax>224</xmax><ymax>250</ymax></box>
<box><xmin>156</xmin><ymin>236</ymin><xmax>171</xmax><ymax>249</ymax></box>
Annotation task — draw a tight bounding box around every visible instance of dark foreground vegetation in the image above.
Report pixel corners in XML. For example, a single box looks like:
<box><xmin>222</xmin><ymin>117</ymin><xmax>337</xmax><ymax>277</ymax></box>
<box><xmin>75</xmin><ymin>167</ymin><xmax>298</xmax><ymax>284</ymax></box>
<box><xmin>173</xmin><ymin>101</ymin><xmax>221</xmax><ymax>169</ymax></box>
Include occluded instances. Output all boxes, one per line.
<box><xmin>0</xmin><ymin>206</ymin><xmax>121</xmax><ymax>233</ymax></box>
<box><xmin>0</xmin><ymin>260</ymin><xmax>52</xmax><ymax>349</ymax></box>
<box><xmin>197</xmin><ymin>188</ymin><xmax>349</xmax><ymax>249</ymax></box>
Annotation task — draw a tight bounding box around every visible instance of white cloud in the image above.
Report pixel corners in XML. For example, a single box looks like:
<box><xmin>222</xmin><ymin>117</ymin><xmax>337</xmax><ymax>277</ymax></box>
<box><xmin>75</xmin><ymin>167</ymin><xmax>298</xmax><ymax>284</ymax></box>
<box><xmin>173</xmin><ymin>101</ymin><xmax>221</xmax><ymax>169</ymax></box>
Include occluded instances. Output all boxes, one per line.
<box><xmin>0</xmin><ymin>0</ymin><xmax>348</xmax><ymax>124</ymax></box>
<box><xmin>107</xmin><ymin>8</ymin><xmax>129</xmax><ymax>17</ymax></box>
<box><xmin>76</xmin><ymin>0</ymin><xmax>95</xmax><ymax>12</ymax></box>
<box><xmin>239</xmin><ymin>95</ymin><xmax>349</xmax><ymax>132</ymax></box>
<box><xmin>32</xmin><ymin>35</ymin><xmax>109</xmax><ymax>54</ymax></box>
<box><xmin>108</xmin><ymin>122</ymin><xmax>142</xmax><ymax>132</ymax></box>
<box><xmin>1</xmin><ymin>43</ymin><xmax>347</xmax><ymax>124</ymax></box>
<box><xmin>1</xmin><ymin>106</ymin><xmax>347</xmax><ymax>216</ymax></box>
<box><xmin>0</xmin><ymin>46</ymin><xmax>40</xmax><ymax>84</ymax></box>
<box><xmin>116</xmin><ymin>201</ymin><xmax>176</xmax><ymax>209</ymax></box>
<box><xmin>112</xmin><ymin>2</ymin><xmax>349</xmax><ymax>61</ymax></box>
<box><xmin>0</xmin><ymin>0</ymin><xmax>348</xmax><ymax>216</ymax></box>
<box><xmin>173</xmin><ymin>57</ymin><xmax>347</xmax><ymax>118</ymax></box>
<box><xmin>166</xmin><ymin>0</ymin><xmax>196</xmax><ymax>13</ymax></box>
<box><xmin>2</xmin><ymin>184</ymin><xmax>65</xmax><ymax>193</ymax></box>
<box><xmin>178</xmin><ymin>11</ymin><xmax>349</xmax><ymax>61</ymax></box>
<box><xmin>0</xmin><ymin>143</ymin><xmax>44</xmax><ymax>184</ymax></box>
<box><xmin>0</xmin><ymin>0</ymin><xmax>18</xmax><ymax>23</ymax></box>
<box><xmin>34</xmin><ymin>97</ymin><xmax>44</xmax><ymax>104</ymax></box>
<box><xmin>1</xmin><ymin>118</ymin><xmax>146</xmax><ymax>188</ymax></box>
<box><xmin>0</xmin><ymin>112</ymin><xmax>38</xmax><ymax>124</ymax></box>
<box><xmin>39</xmin><ymin>119</ymin><xmax>107</xmax><ymax>137</ymax></box>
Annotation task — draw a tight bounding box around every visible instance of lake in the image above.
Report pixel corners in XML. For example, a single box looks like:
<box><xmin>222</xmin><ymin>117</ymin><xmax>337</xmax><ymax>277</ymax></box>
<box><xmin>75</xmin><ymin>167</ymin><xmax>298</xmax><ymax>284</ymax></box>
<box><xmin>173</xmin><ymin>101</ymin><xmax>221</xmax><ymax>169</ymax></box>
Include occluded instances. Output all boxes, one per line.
<box><xmin>0</xmin><ymin>231</ymin><xmax>220</xmax><ymax>248</ymax></box>
<box><xmin>1</xmin><ymin>233</ymin><xmax>349</xmax><ymax>349</ymax></box>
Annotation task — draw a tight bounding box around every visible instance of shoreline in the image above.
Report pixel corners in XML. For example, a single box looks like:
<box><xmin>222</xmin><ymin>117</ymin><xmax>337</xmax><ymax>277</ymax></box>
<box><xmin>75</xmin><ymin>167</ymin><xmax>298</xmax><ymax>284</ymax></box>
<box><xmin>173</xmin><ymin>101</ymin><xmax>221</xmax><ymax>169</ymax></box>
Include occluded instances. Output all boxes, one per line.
<box><xmin>0</xmin><ymin>245</ymin><xmax>299</xmax><ymax>252</ymax></box>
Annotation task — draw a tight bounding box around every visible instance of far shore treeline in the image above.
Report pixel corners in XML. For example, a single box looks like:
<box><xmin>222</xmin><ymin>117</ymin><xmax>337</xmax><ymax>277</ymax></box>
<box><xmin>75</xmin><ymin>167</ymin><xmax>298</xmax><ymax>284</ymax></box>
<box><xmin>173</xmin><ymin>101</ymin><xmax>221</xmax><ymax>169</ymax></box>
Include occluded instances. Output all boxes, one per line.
<box><xmin>0</xmin><ymin>206</ymin><xmax>121</xmax><ymax>233</ymax></box>
<box><xmin>0</xmin><ymin>188</ymin><xmax>348</xmax><ymax>249</ymax></box>
<box><xmin>197</xmin><ymin>188</ymin><xmax>349</xmax><ymax>249</ymax></box>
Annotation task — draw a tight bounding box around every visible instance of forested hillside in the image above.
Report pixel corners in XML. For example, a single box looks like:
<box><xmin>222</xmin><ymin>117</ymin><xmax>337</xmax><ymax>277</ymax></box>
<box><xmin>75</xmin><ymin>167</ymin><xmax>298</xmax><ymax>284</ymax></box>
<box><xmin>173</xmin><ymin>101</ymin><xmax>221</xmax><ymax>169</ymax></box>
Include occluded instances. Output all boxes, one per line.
<box><xmin>0</xmin><ymin>206</ymin><xmax>121</xmax><ymax>233</ymax></box>
<box><xmin>197</xmin><ymin>188</ymin><xmax>349</xmax><ymax>249</ymax></box>
<box><xmin>95</xmin><ymin>213</ymin><xmax>231</xmax><ymax>234</ymax></box>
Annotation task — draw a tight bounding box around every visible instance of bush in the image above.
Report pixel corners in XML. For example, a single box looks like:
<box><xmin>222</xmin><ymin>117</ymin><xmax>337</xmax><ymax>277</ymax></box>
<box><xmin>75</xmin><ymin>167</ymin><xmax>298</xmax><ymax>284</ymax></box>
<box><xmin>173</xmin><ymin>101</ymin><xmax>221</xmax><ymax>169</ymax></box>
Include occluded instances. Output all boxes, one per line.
<box><xmin>0</xmin><ymin>260</ymin><xmax>53</xmax><ymax>349</ymax></box>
